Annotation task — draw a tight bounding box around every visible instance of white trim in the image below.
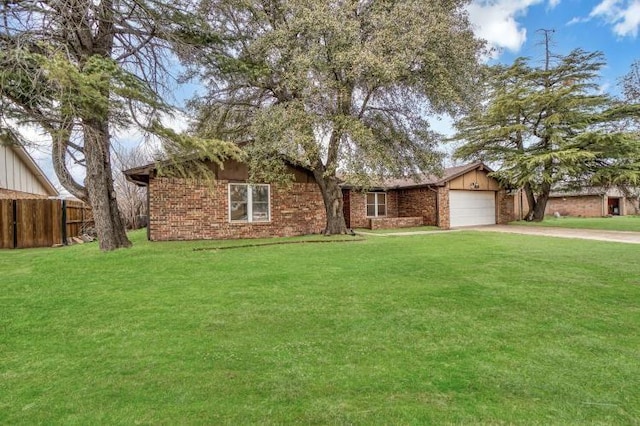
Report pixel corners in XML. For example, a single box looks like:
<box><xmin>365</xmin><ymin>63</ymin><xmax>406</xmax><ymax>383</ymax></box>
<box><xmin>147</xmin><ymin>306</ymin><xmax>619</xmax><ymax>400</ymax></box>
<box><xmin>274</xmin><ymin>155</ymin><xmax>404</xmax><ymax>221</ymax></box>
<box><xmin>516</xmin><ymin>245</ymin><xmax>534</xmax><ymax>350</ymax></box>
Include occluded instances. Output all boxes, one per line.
<box><xmin>228</xmin><ymin>183</ymin><xmax>271</xmax><ymax>223</ymax></box>
<box><xmin>366</xmin><ymin>192</ymin><xmax>387</xmax><ymax>217</ymax></box>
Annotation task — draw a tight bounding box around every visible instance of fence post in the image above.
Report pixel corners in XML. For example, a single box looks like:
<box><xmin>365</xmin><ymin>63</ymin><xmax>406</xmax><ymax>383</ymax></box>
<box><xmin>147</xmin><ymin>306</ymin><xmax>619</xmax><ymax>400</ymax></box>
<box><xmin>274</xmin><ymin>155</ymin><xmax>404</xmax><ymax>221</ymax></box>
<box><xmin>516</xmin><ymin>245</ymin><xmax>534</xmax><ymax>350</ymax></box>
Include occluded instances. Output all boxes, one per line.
<box><xmin>12</xmin><ymin>199</ymin><xmax>17</xmax><ymax>249</ymax></box>
<box><xmin>11</xmin><ymin>200</ymin><xmax>18</xmax><ymax>248</ymax></box>
<box><xmin>61</xmin><ymin>199</ymin><xmax>67</xmax><ymax>245</ymax></box>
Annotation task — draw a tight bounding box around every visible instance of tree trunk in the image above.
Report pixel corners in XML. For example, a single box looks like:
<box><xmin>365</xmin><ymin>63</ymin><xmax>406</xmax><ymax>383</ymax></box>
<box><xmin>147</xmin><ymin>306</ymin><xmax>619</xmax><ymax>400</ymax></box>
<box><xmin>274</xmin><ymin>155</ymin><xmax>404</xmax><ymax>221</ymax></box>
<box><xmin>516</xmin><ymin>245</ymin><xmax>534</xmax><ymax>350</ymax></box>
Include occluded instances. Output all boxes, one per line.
<box><xmin>523</xmin><ymin>182</ymin><xmax>537</xmax><ymax>221</ymax></box>
<box><xmin>531</xmin><ymin>189</ymin><xmax>549</xmax><ymax>221</ymax></box>
<box><xmin>52</xmin><ymin>131</ymin><xmax>88</xmax><ymax>202</ymax></box>
<box><xmin>312</xmin><ymin>168</ymin><xmax>348</xmax><ymax>235</ymax></box>
<box><xmin>526</xmin><ymin>182</ymin><xmax>551</xmax><ymax>222</ymax></box>
<box><xmin>83</xmin><ymin>119</ymin><xmax>131</xmax><ymax>250</ymax></box>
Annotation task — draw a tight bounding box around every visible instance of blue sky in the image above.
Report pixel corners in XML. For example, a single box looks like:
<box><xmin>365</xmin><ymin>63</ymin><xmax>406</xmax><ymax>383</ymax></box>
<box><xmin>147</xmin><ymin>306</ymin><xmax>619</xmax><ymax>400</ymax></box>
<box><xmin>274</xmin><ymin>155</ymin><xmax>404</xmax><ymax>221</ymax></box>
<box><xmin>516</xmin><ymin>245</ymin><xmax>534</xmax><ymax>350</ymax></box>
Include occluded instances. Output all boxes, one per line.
<box><xmin>433</xmin><ymin>0</ymin><xmax>640</xmax><ymax>149</ymax></box>
<box><xmin>468</xmin><ymin>0</ymin><xmax>639</xmax><ymax>93</ymax></box>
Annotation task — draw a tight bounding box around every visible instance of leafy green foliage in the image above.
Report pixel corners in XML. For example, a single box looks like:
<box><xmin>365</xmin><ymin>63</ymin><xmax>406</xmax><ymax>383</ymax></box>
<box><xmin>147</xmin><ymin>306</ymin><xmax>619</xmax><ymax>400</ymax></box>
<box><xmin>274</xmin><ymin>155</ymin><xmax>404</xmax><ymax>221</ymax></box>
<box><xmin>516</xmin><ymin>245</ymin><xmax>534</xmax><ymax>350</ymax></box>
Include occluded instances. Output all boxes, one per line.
<box><xmin>153</xmin><ymin>121</ymin><xmax>245</xmax><ymax>183</ymax></box>
<box><xmin>454</xmin><ymin>48</ymin><xmax>640</xmax><ymax>220</ymax></box>
<box><xmin>186</xmin><ymin>0</ymin><xmax>485</xmax><ymax>231</ymax></box>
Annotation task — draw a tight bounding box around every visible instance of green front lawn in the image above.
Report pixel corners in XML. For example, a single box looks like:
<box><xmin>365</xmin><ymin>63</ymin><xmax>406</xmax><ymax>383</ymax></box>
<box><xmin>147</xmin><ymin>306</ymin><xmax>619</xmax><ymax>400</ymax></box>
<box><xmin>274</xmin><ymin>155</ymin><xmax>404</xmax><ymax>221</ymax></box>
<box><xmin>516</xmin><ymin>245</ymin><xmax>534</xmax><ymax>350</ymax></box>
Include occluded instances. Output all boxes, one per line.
<box><xmin>2</xmin><ymin>230</ymin><xmax>640</xmax><ymax>424</ymax></box>
<box><xmin>511</xmin><ymin>215</ymin><xmax>640</xmax><ymax>232</ymax></box>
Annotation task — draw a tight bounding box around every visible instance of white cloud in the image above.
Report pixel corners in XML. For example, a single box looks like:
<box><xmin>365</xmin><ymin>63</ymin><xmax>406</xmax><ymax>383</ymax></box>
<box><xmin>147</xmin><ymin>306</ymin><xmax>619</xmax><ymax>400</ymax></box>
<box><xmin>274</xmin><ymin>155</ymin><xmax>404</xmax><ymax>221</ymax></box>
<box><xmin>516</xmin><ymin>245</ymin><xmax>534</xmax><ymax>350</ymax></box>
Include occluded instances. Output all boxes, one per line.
<box><xmin>548</xmin><ymin>0</ymin><xmax>561</xmax><ymax>9</ymax></box>
<box><xmin>566</xmin><ymin>16</ymin><xmax>588</xmax><ymax>25</ymax></box>
<box><xmin>591</xmin><ymin>0</ymin><xmax>620</xmax><ymax>16</ymax></box>
<box><xmin>467</xmin><ymin>0</ymin><xmax>544</xmax><ymax>54</ymax></box>
<box><xmin>589</xmin><ymin>0</ymin><xmax>640</xmax><ymax>37</ymax></box>
<box><xmin>613</xmin><ymin>2</ymin><xmax>640</xmax><ymax>36</ymax></box>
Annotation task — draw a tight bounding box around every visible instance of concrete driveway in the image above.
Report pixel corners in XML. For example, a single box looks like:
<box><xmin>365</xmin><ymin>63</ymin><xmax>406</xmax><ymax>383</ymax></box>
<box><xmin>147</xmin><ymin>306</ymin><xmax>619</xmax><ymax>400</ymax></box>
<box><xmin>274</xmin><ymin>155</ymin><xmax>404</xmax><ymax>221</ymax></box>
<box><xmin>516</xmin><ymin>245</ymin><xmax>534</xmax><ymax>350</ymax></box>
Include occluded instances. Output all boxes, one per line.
<box><xmin>466</xmin><ymin>225</ymin><xmax>640</xmax><ymax>244</ymax></box>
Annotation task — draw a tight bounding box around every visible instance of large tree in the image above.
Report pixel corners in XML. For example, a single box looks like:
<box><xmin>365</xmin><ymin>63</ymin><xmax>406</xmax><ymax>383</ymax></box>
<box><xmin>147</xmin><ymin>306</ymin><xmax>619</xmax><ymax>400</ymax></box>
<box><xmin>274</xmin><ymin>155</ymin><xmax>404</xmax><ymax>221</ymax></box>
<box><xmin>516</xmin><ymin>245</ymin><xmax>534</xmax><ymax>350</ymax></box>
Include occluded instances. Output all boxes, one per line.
<box><xmin>622</xmin><ymin>59</ymin><xmax>640</xmax><ymax>103</ymax></box>
<box><xmin>185</xmin><ymin>0</ymin><xmax>484</xmax><ymax>234</ymax></box>
<box><xmin>0</xmin><ymin>0</ymin><xmax>241</xmax><ymax>250</ymax></box>
<box><xmin>454</xmin><ymin>39</ymin><xmax>640</xmax><ymax>221</ymax></box>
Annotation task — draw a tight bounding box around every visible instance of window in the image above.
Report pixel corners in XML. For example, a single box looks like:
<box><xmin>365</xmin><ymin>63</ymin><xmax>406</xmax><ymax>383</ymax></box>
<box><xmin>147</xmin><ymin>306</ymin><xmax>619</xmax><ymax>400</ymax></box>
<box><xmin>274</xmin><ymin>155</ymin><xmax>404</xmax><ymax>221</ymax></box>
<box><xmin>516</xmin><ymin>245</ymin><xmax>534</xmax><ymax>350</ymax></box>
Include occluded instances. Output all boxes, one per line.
<box><xmin>366</xmin><ymin>192</ymin><xmax>386</xmax><ymax>217</ymax></box>
<box><xmin>229</xmin><ymin>184</ymin><xmax>270</xmax><ymax>222</ymax></box>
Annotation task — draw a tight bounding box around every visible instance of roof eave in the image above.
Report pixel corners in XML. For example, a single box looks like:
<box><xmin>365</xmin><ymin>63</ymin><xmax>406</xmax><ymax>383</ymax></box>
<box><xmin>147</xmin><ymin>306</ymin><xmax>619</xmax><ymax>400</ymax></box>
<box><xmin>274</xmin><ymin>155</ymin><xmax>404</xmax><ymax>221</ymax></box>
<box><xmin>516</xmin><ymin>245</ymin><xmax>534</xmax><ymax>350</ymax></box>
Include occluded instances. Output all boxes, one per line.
<box><xmin>122</xmin><ymin>164</ymin><xmax>154</xmax><ymax>186</ymax></box>
<box><xmin>439</xmin><ymin>161</ymin><xmax>493</xmax><ymax>185</ymax></box>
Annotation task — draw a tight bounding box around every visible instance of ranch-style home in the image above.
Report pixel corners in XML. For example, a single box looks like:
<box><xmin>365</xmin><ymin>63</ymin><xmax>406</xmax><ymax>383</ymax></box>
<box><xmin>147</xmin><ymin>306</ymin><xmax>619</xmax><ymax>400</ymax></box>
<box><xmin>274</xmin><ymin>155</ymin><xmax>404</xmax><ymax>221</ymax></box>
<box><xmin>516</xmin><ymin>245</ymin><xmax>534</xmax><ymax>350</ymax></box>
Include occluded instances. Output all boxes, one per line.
<box><xmin>124</xmin><ymin>158</ymin><xmax>515</xmax><ymax>241</ymax></box>
<box><xmin>342</xmin><ymin>162</ymin><xmax>514</xmax><ymax>230</ymax></box>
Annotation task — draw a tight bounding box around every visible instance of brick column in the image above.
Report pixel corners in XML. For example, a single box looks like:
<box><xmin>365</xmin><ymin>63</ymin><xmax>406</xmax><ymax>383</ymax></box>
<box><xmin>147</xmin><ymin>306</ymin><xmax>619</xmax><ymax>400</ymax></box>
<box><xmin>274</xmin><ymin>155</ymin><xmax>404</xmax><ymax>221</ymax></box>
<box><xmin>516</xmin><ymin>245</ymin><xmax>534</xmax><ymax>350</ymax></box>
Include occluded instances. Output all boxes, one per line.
<box><xmin>437</xmin><ymin>185</ymin><xmax>450</xmax><ymax>229</ymax></box>
<box><xmin>496</xmin><ymin>190</ymin><xmax>515</xmax><ymax>224</ymax></box>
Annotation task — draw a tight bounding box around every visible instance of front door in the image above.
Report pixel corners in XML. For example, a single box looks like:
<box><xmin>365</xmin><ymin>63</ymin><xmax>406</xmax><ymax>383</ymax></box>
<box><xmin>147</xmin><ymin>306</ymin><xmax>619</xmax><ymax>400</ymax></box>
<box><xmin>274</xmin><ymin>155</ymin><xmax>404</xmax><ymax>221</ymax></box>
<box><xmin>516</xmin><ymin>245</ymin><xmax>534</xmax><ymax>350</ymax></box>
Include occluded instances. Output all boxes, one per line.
<box><xmin>608</xmin><ymin>197</ymin><xmax>620</xmax><ymax>215</ymax></box>
<box><xmin>342</xmin><ymin>189</ymin><xmax>351</xmax><ymax>228</ymax></box>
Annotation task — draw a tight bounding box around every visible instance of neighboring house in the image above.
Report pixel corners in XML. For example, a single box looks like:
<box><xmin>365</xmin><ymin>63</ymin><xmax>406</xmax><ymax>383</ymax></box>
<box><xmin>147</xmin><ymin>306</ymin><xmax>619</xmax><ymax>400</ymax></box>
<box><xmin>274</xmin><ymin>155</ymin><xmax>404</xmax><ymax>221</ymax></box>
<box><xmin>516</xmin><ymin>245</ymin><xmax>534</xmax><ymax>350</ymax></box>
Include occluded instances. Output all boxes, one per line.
<box><xmin>0</xmin><ymin>144</ymin><xmax>58</xmax><ymax>199</ymax></box>
<box><xmin>125</xmin><ymin>159</ymin><xmax>514</xmax><ymax>241</ymax></box>
<box><xmin>0</xmin><ymin>145</ymin><xmax>96</xmax><ymax>249</ymax></box>
<box><xmin>512</xmin><ymin>187</ymin><xmax>640</xmax><ymax>219</ymax></box>
<box><xmin>342</xmin><ymin>162</ymin><xmax>513</xmax><ymax>230</ymax></box>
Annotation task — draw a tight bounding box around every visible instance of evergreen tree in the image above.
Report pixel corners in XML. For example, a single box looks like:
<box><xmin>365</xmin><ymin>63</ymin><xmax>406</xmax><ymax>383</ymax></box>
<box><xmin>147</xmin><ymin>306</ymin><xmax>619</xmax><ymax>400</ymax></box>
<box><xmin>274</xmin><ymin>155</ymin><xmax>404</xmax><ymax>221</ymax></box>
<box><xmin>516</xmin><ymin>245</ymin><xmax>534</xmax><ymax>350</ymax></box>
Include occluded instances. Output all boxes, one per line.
<box><xmin>0</xmin><ymin>0</ymin><xmax>241</xmax><ymax>250</ymax></box>
<box><xmin>454</xmin><ymin>35</ymin><xmax>640</xmax><ymax>221</ymax></box>
<box><xmin>623</xmin><ymin>59</ymin><xmax>640</xmax><ymax>103</ymax></box>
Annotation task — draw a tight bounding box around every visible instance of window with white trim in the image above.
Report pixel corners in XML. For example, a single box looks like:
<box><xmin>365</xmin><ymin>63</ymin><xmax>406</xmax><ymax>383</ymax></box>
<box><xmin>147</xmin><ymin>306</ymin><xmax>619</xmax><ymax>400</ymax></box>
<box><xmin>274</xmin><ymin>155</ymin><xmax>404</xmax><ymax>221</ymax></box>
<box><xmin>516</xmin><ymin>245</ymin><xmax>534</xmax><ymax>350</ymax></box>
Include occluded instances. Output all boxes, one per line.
<box><xmin>229</xmin><ymin>184</ymin><xmax>270</xmax><ymax>222</ymax></box>
<box><xmin>366</xmin><ymin>192</ymin><xmax>386</xmax><ymax>217</ymax></box>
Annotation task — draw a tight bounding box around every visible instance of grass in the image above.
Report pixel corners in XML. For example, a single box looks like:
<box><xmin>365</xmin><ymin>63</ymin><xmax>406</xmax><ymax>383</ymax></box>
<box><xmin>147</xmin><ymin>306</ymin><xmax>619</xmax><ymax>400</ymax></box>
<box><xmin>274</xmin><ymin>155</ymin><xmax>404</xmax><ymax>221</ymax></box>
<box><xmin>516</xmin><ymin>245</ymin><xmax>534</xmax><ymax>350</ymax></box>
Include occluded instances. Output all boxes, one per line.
<box><xmin>355</xmin><ymin>225</ymin><xmax>440</xmax><ymax>234</ymax></box>
<box><xmin>2</xmin><ymin>229</ymin><xmax>640</xmax><ymax>424</ymax></box>
<box><xmin>511</xmin><ymin>215</ymin><xmax>640</xmax><ymax>232</ymax></box>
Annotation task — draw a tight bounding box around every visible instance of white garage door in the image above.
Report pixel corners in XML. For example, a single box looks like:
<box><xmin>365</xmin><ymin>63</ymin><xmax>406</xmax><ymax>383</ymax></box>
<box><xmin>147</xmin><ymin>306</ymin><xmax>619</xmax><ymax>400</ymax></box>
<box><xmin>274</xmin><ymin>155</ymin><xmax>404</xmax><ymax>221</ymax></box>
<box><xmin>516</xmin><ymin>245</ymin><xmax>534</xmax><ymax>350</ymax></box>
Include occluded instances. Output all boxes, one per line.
<box><xmin>449</xmin><ymin>190</ymin><xmax>496</xmax><ymax>227</ymax></box>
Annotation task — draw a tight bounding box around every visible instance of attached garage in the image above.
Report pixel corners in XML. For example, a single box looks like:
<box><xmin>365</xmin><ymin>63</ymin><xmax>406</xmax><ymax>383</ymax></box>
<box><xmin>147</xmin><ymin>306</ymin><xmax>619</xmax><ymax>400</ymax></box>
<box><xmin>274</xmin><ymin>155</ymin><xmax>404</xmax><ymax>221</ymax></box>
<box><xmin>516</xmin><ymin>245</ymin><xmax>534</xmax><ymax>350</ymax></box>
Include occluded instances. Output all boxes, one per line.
<box><xmin>341</xmin><ymin>161</ymin><xmax>509</xmax><ymax>230</ymax></box>
<box><xmin>449</xmin><ymin>190</ymin><xmax>496</xmax><ymax>227</ymax></box>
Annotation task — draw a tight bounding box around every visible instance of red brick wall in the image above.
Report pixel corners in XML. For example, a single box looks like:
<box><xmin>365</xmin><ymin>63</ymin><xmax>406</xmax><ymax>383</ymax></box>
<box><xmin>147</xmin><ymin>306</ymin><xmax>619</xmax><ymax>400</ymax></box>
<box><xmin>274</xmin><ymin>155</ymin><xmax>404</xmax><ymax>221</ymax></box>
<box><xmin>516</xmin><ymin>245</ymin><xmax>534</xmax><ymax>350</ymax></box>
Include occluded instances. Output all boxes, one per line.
<box><xmin>344</xmin><ymin>190</ymin><xmax>401</xmax><ymax>229</ymax></box>
<box><xmin>497</xmin><ymin>190</ymin><xmax>515</xmax><ymax>224</ymax></box>
<box><xmin>347</xmin><ymin>187</ymin><xmax>445</xmax><ymax>229</ymax></box>
<box><xmin>148</xmin><ymin>177</ymin><xmax>326</xmax><ymax>241</ymax></box>
<box><xmin>545</xmin><ymin>195</ymin><xmax>604</xmax><ymax>217</ymax></box>
<box><xmin>437</xmin><ymin>186</ymin><xmax>450</xmax><ymax>229</ymax></box>
<box><xmin>346</xmin><ymin>191</ymin><xmax>368</xmax><ymax>229</ymax></box>
<box><xmin>386</xmin><ymin>191</ymin><xmax>399</xmax><ymax>218</ymax></box>
<box><xmin>397</xmin><ymin>188</ymin><xmax>437</xmax><ymax>226</ymax></box>
<box><xmin>370</xmin><ymin>217</ymin><xmax>423</xmax><ymax>230</ymax></box>
<box><xmin>511</xmin><ymin>191</ymin><xmax>612</xmax><ymax>219</ymax></box>
<box><xmin>626</xmin><ymin>197</ymin><xmax>640</xmax><ymax>215</ymax></box>
<box><xmin>346</xmin><ymin>186</ymin><xmax>514</xmax><ymax>230</ymax></box>
<box><xmin>511</xmin><ymin>191</ymin><xmax>640</xmax><ymax>218</ymax></box>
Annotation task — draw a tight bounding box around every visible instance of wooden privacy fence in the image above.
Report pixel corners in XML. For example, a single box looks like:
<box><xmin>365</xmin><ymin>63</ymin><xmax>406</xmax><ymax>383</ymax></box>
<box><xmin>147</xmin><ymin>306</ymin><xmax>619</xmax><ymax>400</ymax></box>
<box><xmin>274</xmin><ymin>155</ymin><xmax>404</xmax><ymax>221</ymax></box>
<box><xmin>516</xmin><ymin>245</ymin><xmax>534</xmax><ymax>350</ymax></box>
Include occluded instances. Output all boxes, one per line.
<box><xmin>0</xmin><ymin>199</ymin><xmax>93</xmax><ymax>249</ymax></box>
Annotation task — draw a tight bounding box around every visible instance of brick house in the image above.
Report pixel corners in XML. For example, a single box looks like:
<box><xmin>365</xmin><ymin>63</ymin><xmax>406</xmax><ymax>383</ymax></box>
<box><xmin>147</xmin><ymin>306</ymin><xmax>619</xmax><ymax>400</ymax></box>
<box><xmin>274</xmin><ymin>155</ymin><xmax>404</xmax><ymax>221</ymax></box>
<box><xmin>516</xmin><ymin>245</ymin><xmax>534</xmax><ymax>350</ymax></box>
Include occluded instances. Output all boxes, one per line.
<box><xmin>125</xmin><ymin>159</ymin><xmax>515</xmax><ymax>241</ymax></box>
<box><xmin>124</xmin><ymin>158</ymin><xmax>326</xmax><ymax>241</ymax></box>
<box><xmin>343</xmin><ymin>162</ymin><xmax>514</xmax><ymax>230</ymax></box>
<box><xmin>512</xmin><ymin>187</ymin><xmax>640</xmax><ymax>219</ymax></box>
